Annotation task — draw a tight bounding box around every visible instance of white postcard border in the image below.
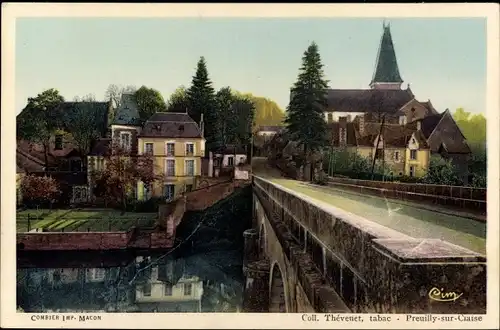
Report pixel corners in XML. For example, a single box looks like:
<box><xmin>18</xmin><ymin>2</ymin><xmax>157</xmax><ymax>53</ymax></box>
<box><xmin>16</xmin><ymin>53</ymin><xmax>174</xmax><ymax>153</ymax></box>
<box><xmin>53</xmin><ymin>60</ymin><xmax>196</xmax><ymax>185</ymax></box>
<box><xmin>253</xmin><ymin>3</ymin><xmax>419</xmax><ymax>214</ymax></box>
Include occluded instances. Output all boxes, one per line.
<box><xmin>1</xmin><ymin>3</ymin><xmax>499</xmax><ymax>329</ymax></box>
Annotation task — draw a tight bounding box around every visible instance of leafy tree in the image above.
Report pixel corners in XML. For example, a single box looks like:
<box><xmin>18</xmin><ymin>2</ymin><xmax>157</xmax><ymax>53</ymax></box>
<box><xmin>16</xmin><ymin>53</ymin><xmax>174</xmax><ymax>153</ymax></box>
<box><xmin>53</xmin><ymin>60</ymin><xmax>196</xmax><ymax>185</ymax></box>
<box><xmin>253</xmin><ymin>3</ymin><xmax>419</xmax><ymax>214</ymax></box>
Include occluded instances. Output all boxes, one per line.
<box><xmin>233</xmin><ymin>91</ymin><xmax>285</xmax><ymax>128</ymax></box>
<box><xmin>452</xmin><ymin>107</ymin><xmax>487</xmax><ymax>183</ymax></box>
<box><xmin>471</xmin><ymin>173</ymin><xmax>487</xmax><ymax>188</ymax></box>
<box><xmin>187</xmin><ymin>57</ymin><xmax>217</xmax><ymax>150</ymax></box>
<box><xmin>17</xmin><ymin>89</ymin><xmax>65</xmax><ymax>170</ymax></box>
<box><xmin>232</xmin><ymin>95</ymin><xmax>255</xmax><ymax>147</ymax></box>
<box><xmin>453</xmin><ymin>108</ymin><xmax>487</xmax><ymax>146</ymax></box>
<box><xmin>213</xmin><ymin>88</ymin><xmax>255</xmax><ymax>152</ymax></box>
<box><xmin>64</xmin><ymin>94</ymin><xmax>103</xmax><ymax>155</ymax></box>
<box><xmin>91</xmin><ymin>144</ymin><xmax>164</xmax><ymax>210</ymax></box>
<box><xmin>72</xmin><ymin>93</ymin><xmax>96</xmax><ymax>102</ymax></box>
<box><xmin>323</xmin><ymin>150</ymin><xmax>391</xmax><ymax>178</ymax></box>
<box><xmin>215</xmin><ymin>87</ymin><xmax>238</xmax><ymax>149</ymax></box>
<box><xmin>422</xmin><ymin>155</ymin><xmax>462</xmax><ymax>185</ymax></box>
<box><xmin>134</xmin><ymin>86</ymin><xmax>167</xmax><ymax>122</ymax></box>
<box><xmin>285</xmin><ymin>42</ymin><xmax>329</xmax><ymax>181</ymax></box>
<box><xmin>105</xmin><ymin>84</ymin><xmax>137</xmax><ymax>123</ymax></box>
<box><xmin>105</xmin><ymin>84</ymin><xmax>137</xmax><ymax>107</ymax></box>
<box><xmin>20</xmin><ymin>174</ymin><xmax>61</xmax><ymax>209</ymax></box>
<box><xmin>166</xmin><ymin>86</ymin><xmax>190</xmax><ymax>113</ymax></box>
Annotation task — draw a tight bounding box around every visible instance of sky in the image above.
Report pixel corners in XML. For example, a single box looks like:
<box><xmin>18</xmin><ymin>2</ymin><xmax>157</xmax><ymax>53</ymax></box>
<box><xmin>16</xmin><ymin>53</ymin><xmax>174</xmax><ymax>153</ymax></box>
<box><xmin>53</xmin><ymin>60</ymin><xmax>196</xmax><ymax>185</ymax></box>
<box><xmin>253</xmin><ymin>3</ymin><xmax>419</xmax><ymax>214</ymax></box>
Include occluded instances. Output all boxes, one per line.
<box><xmin>15</xmin><ymin>17</ymin><xmax>486</xmax><ymax>114</ymax></box>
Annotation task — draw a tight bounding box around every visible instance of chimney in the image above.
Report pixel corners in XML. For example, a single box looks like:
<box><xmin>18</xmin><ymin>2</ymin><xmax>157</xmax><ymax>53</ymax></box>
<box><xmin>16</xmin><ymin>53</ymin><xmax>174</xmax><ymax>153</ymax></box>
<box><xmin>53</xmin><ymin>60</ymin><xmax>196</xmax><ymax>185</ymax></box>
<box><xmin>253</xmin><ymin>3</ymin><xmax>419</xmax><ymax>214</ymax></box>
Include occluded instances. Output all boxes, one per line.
<box><xmin>358</xmin><ymin>115</ymin><xmax>365</xmax><ymax>135</ymax></box>
<box><xmin>200</xmin><ymin>113</ymin><xmax>205</xmax><ymax>138</ymax></box>
<box><xmin>339</xmin><ymin>116</ymin><xmax>347</xmax><ymax>147</ymax></box>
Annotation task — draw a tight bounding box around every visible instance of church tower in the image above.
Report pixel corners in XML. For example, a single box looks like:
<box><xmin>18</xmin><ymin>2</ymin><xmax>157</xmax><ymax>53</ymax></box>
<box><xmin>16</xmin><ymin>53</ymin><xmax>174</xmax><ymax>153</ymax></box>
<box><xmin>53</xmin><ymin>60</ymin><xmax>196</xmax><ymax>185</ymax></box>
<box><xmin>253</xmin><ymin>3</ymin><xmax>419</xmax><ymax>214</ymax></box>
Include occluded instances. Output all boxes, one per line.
<box><xmin>370</xmin><ymin>22</ymin><xmax>404</xmax><ymax>90</ymax></box>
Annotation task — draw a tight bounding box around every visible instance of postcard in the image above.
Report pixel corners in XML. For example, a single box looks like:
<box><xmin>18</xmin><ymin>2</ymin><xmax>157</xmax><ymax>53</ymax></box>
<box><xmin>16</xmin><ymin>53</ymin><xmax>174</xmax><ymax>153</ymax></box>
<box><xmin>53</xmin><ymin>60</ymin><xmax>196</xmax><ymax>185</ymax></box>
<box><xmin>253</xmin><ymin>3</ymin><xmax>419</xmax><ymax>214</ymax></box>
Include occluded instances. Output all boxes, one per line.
<box><xmin>1</xmin><ymin>3</ymin><xmax>499</xmax><ymax>329</ymax></box>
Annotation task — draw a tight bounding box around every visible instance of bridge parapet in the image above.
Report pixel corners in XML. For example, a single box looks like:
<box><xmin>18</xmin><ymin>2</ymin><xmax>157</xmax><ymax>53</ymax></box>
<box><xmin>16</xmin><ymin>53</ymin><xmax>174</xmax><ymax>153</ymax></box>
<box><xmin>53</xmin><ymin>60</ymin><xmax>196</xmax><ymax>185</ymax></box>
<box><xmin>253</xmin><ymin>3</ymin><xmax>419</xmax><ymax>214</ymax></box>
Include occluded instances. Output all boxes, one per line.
<box><xmin>252</xmin><ymin>176</ymin><xmax>486</xmax><ymax>314</ymax></box>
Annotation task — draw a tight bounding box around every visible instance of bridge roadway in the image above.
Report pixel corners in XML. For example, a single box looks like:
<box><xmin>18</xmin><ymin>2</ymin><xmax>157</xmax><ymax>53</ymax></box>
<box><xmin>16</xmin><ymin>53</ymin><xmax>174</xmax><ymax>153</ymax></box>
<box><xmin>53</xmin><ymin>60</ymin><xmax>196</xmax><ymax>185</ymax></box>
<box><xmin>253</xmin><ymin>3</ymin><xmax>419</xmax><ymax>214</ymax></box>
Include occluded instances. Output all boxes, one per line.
<box><xmin>251</xmin><ymin>158</ymin><xmax>486</xmax><ymax>255</ymax></box>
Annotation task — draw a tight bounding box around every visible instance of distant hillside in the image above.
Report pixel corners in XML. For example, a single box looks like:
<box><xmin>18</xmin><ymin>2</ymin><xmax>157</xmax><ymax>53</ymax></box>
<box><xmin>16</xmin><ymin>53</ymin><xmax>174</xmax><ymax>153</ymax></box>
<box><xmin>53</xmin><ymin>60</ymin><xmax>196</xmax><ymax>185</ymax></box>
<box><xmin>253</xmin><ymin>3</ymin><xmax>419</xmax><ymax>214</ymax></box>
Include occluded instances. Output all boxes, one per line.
<box><xmin>234</xmin><ymin>92</ymin><xmax>285</xmax><ymax>127</ymax></box>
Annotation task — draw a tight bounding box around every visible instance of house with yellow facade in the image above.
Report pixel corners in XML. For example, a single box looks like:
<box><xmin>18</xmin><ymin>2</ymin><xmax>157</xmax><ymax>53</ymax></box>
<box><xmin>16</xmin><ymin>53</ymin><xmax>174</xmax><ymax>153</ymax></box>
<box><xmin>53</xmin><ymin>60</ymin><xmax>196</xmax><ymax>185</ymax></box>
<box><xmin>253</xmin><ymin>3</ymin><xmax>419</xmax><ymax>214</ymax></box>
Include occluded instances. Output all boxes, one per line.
<box><xmin>318</xmin><ymin>22</ymin><xmax>471</xmax><ymax>181</ymax></box>
<box><xmin>137</xmin><ymin>112</ymin><xmax>205</xmax><ymax>201</ymax></box>
<box><xmin>327</xmin><ymin>117</ymin><xmax>430</xmax><ymax>178</ymax></box>
<box><xmin>88</xmin><ymin>93</ymin><xmax>205</xmax><ymax>202</ymax></box>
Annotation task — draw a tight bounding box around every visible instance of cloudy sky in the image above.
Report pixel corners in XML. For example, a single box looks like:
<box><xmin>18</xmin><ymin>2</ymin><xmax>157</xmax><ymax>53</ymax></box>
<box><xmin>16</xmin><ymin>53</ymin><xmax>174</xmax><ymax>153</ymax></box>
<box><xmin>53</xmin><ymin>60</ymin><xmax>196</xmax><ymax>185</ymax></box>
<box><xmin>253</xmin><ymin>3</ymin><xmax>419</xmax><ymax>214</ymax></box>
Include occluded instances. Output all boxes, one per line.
<box><xmin>15</xmin><ymin>17</ymin><xmax>486</xmax><ymax>114</ymax></box>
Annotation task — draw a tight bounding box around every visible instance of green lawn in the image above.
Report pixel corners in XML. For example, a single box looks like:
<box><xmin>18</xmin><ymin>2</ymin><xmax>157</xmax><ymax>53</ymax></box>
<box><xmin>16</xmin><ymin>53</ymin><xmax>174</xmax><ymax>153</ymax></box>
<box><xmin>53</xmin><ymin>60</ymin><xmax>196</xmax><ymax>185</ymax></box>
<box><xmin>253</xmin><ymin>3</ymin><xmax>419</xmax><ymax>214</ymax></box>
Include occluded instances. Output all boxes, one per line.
<box><xmin>16</xmin><ymin>208</ymin><xmax>157</xmax><ymax>233</ymax></box>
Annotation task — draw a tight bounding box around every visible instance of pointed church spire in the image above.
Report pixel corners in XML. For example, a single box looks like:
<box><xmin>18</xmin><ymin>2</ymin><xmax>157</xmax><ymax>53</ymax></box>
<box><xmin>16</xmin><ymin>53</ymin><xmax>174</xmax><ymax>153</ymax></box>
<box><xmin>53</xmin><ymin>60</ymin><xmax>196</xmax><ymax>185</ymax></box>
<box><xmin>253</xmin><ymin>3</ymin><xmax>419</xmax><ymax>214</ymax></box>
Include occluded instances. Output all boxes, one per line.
<box><xmin>370</xmin><ymin>22</ymin><xmax>403</xmax><ymax>90</ymax></box>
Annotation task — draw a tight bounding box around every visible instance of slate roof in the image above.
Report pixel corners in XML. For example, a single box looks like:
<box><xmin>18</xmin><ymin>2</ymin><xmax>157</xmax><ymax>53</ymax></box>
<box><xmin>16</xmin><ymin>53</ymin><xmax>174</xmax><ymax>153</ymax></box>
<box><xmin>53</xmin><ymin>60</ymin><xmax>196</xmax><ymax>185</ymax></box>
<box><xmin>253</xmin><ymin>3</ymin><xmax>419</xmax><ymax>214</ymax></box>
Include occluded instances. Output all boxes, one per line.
<box><xmin>16</xmin><ymin>151</ymin><xmax>45</xmax><ymax>173</ymax></box>
<box><xmin>362</xmin><ymin>122</ymin><xmax>415</xmax><ymax>138</ymax></box>
<box><xmin>420</xmin><ymin>100</ymin><xmax>438</xmax><ymax>114</ymax></box>
<box><xmin>412</xmin><ymin>130</ymin><xmax>430</xmax><ymax>148</ymax></box>
<box><xmin>16</xmin><ymin>100</ymin><xmax>110</xmax><ymax>173</ymax></box>
<box><xmin>417</xmin><ymin>113</ymin><xmax>443</xmax><ymax>138</ymax></box>
<box><xmin>385</xmin><ymin>130</ymin><xmax>428</xmax><ymax>148</ymax></box>
<box><xmin>16</xmin><ymin>140</ymin><xmax>59</xmax><ymax>171</ymax></box>
<box><xmin>355</xmin><ymin>129</ymin><xmax>429</xmax><ymax>149</ymax></box>
<box><xmin>326</xmin><ymin>88</ymin><xmax>414</xmax><ymax>114</ymax></box>
<box><xmin>88</xmin><ymin>138</ymin><xmax>111</xmax><ymax>156</ymax></box>
<box><xmin>370</xmin><ymin>23</ymin><xmax>403</xmax><ymax>85</ymax></box>
<box><xmin>112</xmin><ymin>93</ymin><xmax>142</xmax><ymax>126</ymax></box>
<box><xmin>139</xmin><ymin>112</ymin><xmax>203</xmax><ymax>139</ymax></box>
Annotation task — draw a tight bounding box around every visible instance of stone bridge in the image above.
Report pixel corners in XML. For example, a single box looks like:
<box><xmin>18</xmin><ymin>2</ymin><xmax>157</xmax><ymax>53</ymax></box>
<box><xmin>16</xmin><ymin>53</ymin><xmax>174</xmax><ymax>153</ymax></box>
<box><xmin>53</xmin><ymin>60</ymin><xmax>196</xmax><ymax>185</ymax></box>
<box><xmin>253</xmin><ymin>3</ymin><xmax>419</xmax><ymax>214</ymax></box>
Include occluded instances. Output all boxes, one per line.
<box><xmin>242</xmin><ymin>175</ymin><xmax>487</xmax><ymax>314</ymax></box>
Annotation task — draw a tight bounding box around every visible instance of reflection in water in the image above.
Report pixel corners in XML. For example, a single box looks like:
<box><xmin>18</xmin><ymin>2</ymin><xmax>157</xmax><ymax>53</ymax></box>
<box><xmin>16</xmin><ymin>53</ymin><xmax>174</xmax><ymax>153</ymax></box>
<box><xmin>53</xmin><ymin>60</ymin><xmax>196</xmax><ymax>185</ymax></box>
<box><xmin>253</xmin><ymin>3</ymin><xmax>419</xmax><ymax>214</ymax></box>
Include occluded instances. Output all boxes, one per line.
<box><xmin>18</xmin><ymin>185</ymin><xmax>253</xmax><ymax>313</ymax></box>
<box><xmin>17</xmin><ymin>251</ymin><xmax>244</xmax><ymax>313</ymax></box>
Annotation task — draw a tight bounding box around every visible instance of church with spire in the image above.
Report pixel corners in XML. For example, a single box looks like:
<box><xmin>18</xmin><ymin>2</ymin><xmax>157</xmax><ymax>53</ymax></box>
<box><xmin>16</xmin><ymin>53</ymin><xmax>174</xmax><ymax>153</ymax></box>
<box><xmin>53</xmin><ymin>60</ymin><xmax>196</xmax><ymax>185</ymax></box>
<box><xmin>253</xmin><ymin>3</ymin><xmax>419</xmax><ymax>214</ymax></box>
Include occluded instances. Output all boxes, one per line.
<box><xmin>322</xmin><ymin>22</ymin><xmax>472</xmax><ymax>183</ymax></box>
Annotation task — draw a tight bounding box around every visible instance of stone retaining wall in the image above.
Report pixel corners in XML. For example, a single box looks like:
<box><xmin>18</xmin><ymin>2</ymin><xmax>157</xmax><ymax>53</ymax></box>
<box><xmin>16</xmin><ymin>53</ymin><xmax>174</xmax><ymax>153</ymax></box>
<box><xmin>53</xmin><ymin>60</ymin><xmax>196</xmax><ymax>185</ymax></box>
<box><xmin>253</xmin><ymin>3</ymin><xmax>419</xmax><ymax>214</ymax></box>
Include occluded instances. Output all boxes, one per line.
<box><xmin>329</xmin><ymin>176</ymin><xmax>486</xmax><ymax>201</ymax></box>
<box><xmin>328</xmin><ymin>177</ymin><xmax>486</xmax><ymax>215</ymax></box>
<box><xmin>17</xmin><ymin>231</ymin><xmax>132</xmax><ymax>251</ymax></box>
<box><xmin>253</xmin><ymin>176</ymin><xmax>487</xmax><ymax>314</ymax></box>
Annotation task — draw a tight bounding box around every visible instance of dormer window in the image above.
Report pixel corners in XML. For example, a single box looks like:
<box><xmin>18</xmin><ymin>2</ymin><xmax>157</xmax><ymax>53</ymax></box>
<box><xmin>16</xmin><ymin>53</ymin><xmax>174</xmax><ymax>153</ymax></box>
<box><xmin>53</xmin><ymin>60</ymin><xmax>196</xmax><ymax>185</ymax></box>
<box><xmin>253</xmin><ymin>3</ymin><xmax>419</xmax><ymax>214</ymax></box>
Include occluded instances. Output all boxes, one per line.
<box><xmin>399</xmin><ymin>116</ymin><xmax>407</xmax><ymax>125</ymax></box>
<box><xmin>179</xmin><ymin>124</ymin><xmax>185</xmax><ymax>131</ymax></box>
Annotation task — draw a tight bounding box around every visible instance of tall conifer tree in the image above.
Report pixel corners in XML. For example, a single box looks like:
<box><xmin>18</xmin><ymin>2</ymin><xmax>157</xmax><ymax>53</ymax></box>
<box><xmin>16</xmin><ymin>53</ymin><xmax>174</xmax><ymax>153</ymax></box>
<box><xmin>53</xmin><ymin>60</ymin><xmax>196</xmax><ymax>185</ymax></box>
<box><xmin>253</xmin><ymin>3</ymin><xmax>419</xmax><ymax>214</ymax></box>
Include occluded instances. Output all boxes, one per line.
<box><xmin>187</xmin><ymin>57</ymin><xmax>217</xmax><ymax>151</ymax></box>
<box><xmin>285</xmin><ymin>42</ymin><xmax>329</xmax><ymax>180</ymax></box>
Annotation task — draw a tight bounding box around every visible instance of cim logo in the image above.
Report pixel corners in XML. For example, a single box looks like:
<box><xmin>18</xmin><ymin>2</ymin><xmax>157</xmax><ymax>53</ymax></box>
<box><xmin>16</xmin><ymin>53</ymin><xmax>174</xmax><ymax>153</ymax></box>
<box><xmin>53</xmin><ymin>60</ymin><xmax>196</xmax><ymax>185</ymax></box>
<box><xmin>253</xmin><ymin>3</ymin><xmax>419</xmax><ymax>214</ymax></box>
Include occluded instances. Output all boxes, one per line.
<box><xmin>428</xmin><ymin>287</ymin><xmax>463</xmax><ymax>302</ymax></box>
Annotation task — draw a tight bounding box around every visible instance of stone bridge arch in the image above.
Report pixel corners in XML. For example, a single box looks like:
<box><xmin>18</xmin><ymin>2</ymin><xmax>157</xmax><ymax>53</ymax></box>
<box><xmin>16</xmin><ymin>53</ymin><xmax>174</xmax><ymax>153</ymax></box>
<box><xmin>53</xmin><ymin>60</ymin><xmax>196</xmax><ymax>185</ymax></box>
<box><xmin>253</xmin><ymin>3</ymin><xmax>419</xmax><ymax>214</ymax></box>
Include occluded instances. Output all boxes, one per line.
<box><xmin>251</xmin><ymin>193</ymin><xmax>293</xmax><ymax>312</ymax></box>
<box><xmin>269</xmin><ymin>262</ymin><xmax>288</xmax><ymax>312</ymax></box>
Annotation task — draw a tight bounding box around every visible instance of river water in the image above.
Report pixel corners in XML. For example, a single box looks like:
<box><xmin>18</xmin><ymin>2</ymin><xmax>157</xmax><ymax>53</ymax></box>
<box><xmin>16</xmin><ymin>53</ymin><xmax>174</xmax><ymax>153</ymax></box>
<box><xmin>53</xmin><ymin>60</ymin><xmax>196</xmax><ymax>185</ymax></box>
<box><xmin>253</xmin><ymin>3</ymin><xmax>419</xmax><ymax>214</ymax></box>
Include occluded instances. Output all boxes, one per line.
<box><xmin>17</xmin><ymin>186</ymin><xmax>253</xmax><ymax>313</ymax></box>
<box><xmin>17</xmin><ymin>249</ymin><xmax>245</xmax><ymax>313</ymax></box>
